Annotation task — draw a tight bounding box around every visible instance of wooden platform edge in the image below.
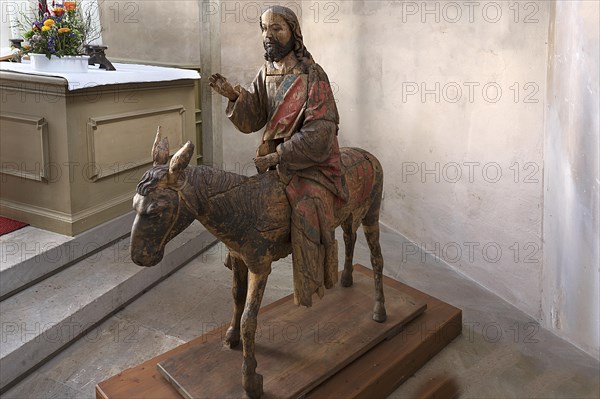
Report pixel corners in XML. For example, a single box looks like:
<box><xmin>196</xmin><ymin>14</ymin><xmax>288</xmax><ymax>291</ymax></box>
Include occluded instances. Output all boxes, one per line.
<box><xmin>305</xmin><ymin>265</ymin><xmax>462</xmax><ymax>399</ymax></box>
<box><xmin>156</xmin><ymin>363</ymin><xmax>194</xmax><ymax>399</ymax></box>
<box><xmin>95</xmin><ymin>264</ymin><xmax>462</xmax><ymax>399</ymax></box>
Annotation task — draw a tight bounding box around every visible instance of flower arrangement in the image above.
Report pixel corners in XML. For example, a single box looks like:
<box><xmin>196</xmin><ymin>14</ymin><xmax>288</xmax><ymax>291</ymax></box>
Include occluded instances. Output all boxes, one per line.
<box><xmin>19</xmin><ymin>1</ymin><xmax>99</xmax><ymax>59</ymax></box>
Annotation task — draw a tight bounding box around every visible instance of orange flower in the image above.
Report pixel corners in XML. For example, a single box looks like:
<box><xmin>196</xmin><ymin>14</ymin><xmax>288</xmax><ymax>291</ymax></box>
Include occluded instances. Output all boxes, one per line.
<box><xmin>43</xmin><ymin>19</ymin><xmax>55</xmax><ymax>27</ymax></box>
<box><xmin>41</xmin><ymin>25</ymin><xmax>50</xmax><ymax>31</ymax></box>
<box><xmin>58</xmin><ymin>27</ymin><xmax>71</xmax><ymax>33</ymax></box>
<box><xmin>53</xmin><ymin>7</ymin><xmax>65</xmax><ymax>16</ymax></box>
<box><xmin>64</xmin><ymin>2</ymin><xmax>76</xmax><ymax>11</ymax></box>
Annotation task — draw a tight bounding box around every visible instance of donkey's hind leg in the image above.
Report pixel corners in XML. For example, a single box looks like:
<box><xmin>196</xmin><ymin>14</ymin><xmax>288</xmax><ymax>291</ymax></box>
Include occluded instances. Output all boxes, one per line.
<box><xmin>341</xmin><ymin>216</ymin><xmax>358</xmax><ymax>287</ymax></box>
<box><xmin>362</xmin><ymin>157</ymin><xmax>386</xmax><ymax>323</ymax></box>
<box><xmin>363</xmin><ymin>222</ymin><xmax>386</xmax><ymax>322</ymax></box>
<box><xmin>224</xmin><ymin>254</ymin><xmax>248</xmax><ymax>348</ymax></box>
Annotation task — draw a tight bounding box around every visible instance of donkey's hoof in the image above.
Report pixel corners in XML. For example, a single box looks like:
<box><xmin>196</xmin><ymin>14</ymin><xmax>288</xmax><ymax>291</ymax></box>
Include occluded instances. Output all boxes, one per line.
<box><xmin>243</xmin><ymin>373</ymin><xmax>263</xmax><ymax>399</ymax></box>
<box><xmin>373</xmin><ymin>312</ymin><xmax>387</xmax><ymax>323</ymax></box>
<box><xmin>224</xmin><ymin>327</ymin><xmax>240</xmax><ymax>348</ymax></box>
<box><xmin>341</xmin><ymin>272</ymin><xmax>353</xmax><ymax>287</ymax></box>
<box><xmin>373</xmin><ymin>302</ymin><xmax>387</xmax><ymax>323</ymax></box>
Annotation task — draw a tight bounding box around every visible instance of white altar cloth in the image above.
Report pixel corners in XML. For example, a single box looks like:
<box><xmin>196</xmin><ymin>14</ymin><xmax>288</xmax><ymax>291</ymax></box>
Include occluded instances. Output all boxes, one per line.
<box><xmin>0</xmin><ymin>61</ymin><xmax>200</xmax><ymax>91</ymax></box>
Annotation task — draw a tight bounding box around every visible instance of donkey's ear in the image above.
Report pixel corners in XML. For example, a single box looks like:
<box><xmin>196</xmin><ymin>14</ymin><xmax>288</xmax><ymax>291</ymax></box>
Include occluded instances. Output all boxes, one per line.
<box><xmin>169</xmin><ymin>141</ymin><xmax>195</xmax><ymax>177</ymax></box>
<box><xmin>152</xmin><ymin>126</ymin><xmax>170</xmax><ymax>166</ymax></box>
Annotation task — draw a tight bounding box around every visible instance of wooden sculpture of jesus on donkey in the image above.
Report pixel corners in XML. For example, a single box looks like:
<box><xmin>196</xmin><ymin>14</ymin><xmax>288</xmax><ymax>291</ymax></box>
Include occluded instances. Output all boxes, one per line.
<box><xmin>130</xmin><ymin>6</ymin><xmax>386</xmax><ymax>398</ymax></box>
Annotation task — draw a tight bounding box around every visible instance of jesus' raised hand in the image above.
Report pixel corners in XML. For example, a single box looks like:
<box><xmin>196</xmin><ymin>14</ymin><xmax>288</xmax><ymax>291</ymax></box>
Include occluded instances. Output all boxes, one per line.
<box><xmin>209</xmin><ymin>73</ymin><xmax>239</xmax><ymax>102</ymax></box>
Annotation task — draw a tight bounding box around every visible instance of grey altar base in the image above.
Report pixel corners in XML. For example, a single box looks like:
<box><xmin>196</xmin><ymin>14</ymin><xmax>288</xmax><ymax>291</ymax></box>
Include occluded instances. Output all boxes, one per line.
<box><xmin>0</xmin><ymin>71</ymin><xmax>197</xmax><ymax>236</ymax></box>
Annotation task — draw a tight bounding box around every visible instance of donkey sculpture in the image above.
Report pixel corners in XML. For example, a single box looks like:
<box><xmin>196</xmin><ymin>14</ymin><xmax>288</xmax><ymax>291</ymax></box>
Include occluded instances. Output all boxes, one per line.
<box><xmin>130</xmin><ymin>131</ymin><xmax>386</xmax><ymax>398</ymax></box>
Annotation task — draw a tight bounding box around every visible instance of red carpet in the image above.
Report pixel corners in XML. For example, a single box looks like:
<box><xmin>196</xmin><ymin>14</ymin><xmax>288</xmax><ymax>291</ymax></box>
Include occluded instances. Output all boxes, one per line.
<box><xmin>0</xmin><ymin>217</ymin><xmax>29</xmax><ymax>236</ymax></box>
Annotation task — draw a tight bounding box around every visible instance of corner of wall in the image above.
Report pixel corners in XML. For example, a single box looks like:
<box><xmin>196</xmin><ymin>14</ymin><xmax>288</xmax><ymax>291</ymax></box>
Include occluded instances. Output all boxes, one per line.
<box><xmin>541</xmin><ymin>0</ymin><xmax>600</xmax><ymax>360</ymax></box>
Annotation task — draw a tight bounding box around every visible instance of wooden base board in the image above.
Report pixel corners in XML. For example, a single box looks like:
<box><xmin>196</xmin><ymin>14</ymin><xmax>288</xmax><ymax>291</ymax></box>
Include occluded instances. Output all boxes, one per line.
<box><xmin>96</xmin><ymin>265</ymin><xmax>462</xmax><ymax>399</ymax></box>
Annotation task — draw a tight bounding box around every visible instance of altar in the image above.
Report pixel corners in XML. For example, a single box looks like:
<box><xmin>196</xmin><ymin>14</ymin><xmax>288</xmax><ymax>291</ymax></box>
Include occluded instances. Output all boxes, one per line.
<box><xmin>0</xmin><ymin>62</ymin><xmax>200</xmax><ymax>235</ymax></box>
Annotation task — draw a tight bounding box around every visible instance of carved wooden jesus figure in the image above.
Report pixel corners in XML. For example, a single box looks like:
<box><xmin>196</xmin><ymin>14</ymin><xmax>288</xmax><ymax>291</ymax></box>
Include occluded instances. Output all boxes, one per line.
<box><xmin>210</xmin><ymin>6</ymin><xmax>345</xmax><ymax>308</ymax></box>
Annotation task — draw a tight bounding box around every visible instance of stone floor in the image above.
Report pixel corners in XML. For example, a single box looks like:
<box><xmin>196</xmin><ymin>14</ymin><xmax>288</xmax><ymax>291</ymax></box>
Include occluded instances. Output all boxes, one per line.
<box><xmin>3</xmin><ymin>223</ymin><xmax>599</xmax><ymax>399</ymax></box>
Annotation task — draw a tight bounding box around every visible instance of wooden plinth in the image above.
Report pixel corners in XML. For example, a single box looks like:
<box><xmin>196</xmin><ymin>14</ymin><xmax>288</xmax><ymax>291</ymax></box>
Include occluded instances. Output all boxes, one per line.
<box><xmin>96</xmin><ymin>265</ymin><xmax>462</xmax><ymax>399</ymax></box>
<box><xmin>158</xmin><ymin>269</ymin><xmax>426</xmax><ymax>399</ymax></box>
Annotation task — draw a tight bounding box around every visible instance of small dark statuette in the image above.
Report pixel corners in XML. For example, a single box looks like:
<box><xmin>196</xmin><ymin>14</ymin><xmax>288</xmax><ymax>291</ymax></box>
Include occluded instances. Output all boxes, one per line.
<box><xmin>5</xmin><ymin>39</ymin><xmax>24</xmax><ymax>62</ymax></box>
<box><xmin>131</xmin><ymin>6</ymin><xmax>386</xmax><ymax>398</ymax></box>
<box><xmin>9</xmin><ymin>38</ymin><xmax>23</xmax><ymax>49</ymax></box>
<box><xmin>84</xmin><ymin>44</ymin><xmax>116</xmax><ymax>70</ymax></box>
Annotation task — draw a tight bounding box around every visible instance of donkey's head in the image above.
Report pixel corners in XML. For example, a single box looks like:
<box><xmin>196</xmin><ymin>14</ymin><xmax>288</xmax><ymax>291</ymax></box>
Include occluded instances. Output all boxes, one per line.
<box><xmin>130</xmin><ymin>128</ymin><xmax>197</xmax><ymax>266</ymax></box>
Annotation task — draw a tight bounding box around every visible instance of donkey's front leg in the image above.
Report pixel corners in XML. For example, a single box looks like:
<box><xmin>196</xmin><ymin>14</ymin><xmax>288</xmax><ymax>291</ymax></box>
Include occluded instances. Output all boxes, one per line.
<box><xmin>241</xmin><ymin>270</ymin><xmax>269</xmax><ymax>399</ymax></box>
<box><xmin>225</xmin><ymin>255</ymin><xmax>248</xmax><ymax>348</ymax></box>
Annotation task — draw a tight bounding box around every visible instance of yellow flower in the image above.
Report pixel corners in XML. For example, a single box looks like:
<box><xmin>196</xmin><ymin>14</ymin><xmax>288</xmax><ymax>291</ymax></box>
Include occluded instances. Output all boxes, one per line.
<box><xmin>41</xmin><ymin>25</ymin><xmax>50</xmax><ymax>31</ymax></box>
<box><xmin>43</xmin><ymin>19</ymin><xmax>55</xmax><ymax>27</ymax></box>
<box><xmin>58</xmin><ymin>27</ymin><xmax>71</xmax><ymax>33</ymax></box>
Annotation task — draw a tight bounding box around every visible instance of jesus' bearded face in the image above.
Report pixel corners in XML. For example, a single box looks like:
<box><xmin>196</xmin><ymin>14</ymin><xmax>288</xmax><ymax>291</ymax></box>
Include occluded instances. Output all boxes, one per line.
<box><xmin>261</xmin><ymin>10</ymin><xmax>295</xmax><ymax>62</ymax></box>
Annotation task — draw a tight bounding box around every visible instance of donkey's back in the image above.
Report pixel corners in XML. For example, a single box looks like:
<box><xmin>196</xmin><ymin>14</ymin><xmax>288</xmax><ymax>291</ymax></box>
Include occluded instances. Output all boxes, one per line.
<box><xmin>220</xmin><ymin>147</ymin><xmax>384</xmax><ymax>265</ymax></box>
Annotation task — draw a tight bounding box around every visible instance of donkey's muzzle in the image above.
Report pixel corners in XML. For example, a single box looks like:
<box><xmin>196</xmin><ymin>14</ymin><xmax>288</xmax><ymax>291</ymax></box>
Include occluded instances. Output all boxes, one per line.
<box><xmin>130</xmin><ymin>247</ymin><xmax>164</xmax><ymax>267</ymax></box>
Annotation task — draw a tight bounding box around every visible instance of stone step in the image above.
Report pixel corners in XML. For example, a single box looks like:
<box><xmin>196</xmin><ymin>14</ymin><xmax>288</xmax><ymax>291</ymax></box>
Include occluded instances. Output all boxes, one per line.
<box><xmin>0</xmin><ymin>221</ymin><xmax>217</xmax><ymax>393</ymax></box>
<box><xmin>0</xmin><ymin>212</ymin><xmax>135</xmax><ymax>300</ymax></box>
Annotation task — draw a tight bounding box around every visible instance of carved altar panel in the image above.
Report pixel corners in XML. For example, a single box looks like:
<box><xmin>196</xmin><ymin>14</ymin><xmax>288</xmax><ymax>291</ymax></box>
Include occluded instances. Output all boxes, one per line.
<box><xmin>0</xmin><ymin>113</ymin><xmax>49</xmax><ymax>181</ymax></box>
<box><xmin>86</xmin><ymin>105</ymin><xmax>185</xmax><ymax>180</ymax></box>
